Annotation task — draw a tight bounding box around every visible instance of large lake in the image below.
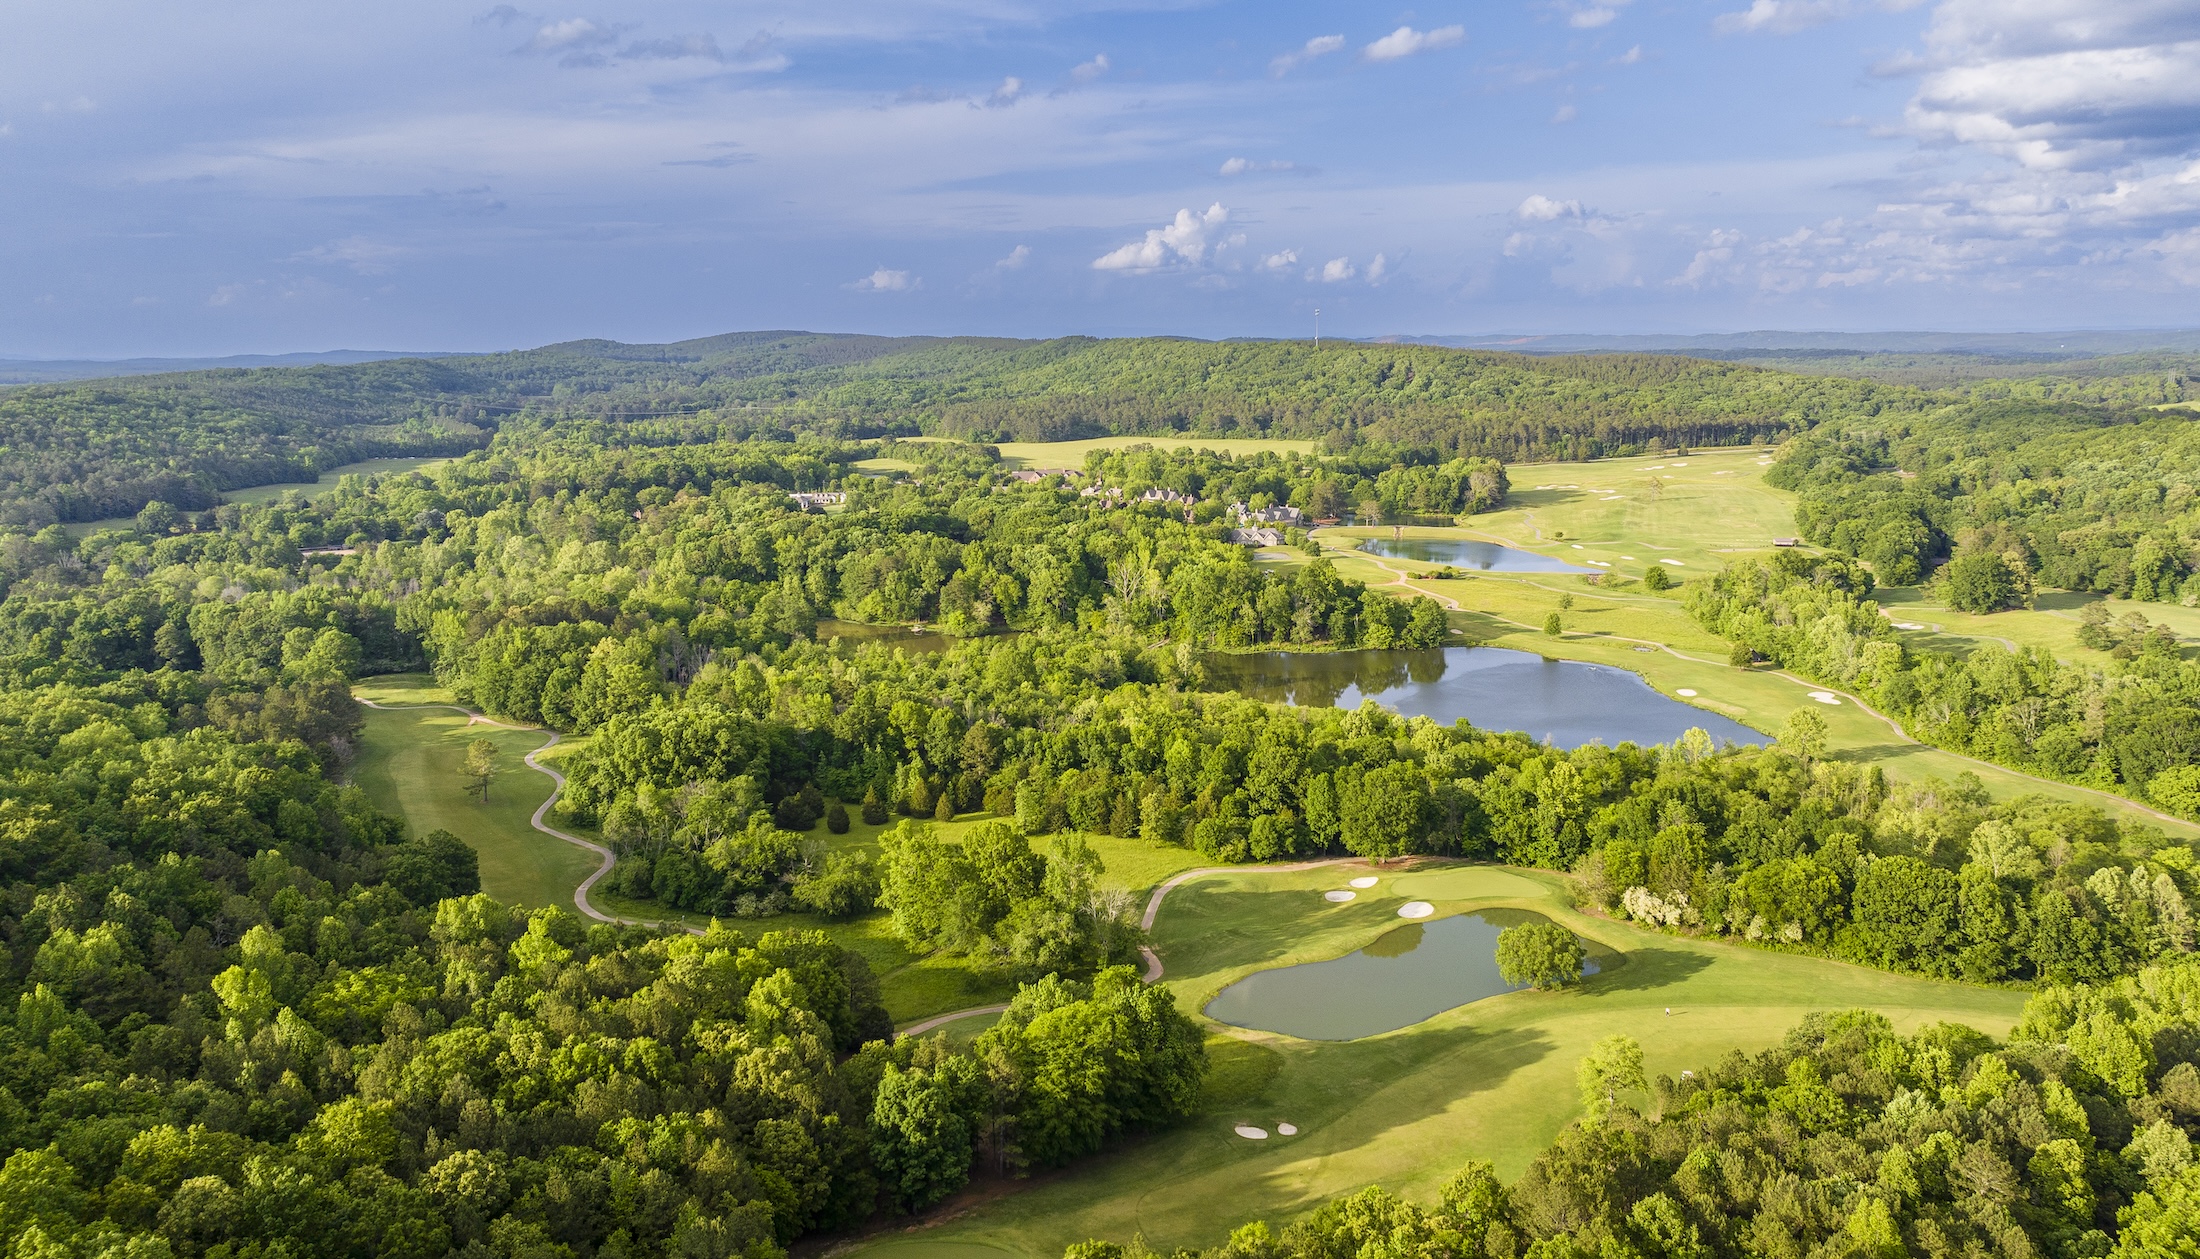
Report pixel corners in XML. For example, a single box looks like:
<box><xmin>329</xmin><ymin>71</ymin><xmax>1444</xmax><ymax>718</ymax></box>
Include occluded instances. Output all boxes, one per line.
<box><xmin>1203</xmin><ymin>646</ymin><xmax>1766</xmax><ymax>749</ymax></box>
<box><xmin>1204</xmin><ymin>909</ymin><xmax>1600</xmax><ymax>1040</ymax></box>
<box><xmin>1357</xmin><ymin>537</ymin><xmax>1595</xmax><ymax>573</ymax></box>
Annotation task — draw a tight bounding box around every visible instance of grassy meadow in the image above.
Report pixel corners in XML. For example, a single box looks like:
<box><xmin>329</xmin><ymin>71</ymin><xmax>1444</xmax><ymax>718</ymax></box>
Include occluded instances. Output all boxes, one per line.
<box><xmin>990</xmin><ymin>435</ymin><xmax>1319</xmax><ymax>469</ymax></box>
<box><xmin>843</xmin><ymin>863</ymin><xmax>2029</xmax><ymax>1259</ymax></box>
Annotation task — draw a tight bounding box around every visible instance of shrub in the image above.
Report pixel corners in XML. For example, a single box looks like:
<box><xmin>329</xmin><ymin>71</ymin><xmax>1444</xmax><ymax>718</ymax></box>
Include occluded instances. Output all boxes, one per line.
<box><xmin>861</xmin><ymin>786</ymin><xmax>889</xmax><ymax>825</ymax></box>
<box><xmin>1643</xmin><ymin>565</ymin><xmax>1672</xmax><ymax>592</ymax></box>
<box><xmin>1495</xmin><ymin>920</ymin><xmax>1585</xmax><ymax>990</ymax></box>
<box><xmin>826</xmin><ymin>801</ymin><xmax>851</xmax><ymax>833</ymax></box>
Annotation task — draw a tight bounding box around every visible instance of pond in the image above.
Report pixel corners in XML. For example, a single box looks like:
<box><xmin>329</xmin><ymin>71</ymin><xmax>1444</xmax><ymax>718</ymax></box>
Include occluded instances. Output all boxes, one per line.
<box><xmin>1356</xmin><ymin>537</ymin><xmax>1595</xmax><ymax>573</ymax></box>
<box><xmin>1204</xmin><ymin>909</ymin><xmax>1600</xmax><ymax>1040</ymax></box>
<box><xmin>815</xmin><ymin>619</ymin><xmax>956</xmax><ymax>653</ymax></box>
<box><xmin>1202</xmin><ymin>646</ymin><xmax>1765</xmax><ymax>750</ymax></box>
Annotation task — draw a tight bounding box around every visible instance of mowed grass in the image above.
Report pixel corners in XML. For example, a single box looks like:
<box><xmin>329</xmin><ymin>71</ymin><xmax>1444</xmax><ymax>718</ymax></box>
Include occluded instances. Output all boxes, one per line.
<box><xmin>223</xmin><ymin>455</ymin><xmax>453</xmax><ymax>507</ymax></box>
<box><xmin>845</xmin><ymin>863</ymin><xmax>2028</xmax><ymax>1259</ymax></box>
<box><xmin>1873</xmin><ymin>587</ymin><xmax>2200</xmax><ymax>665</ymax></box>
<box><xmin>351</xmin><ymin>674</ymin><xmax>600</xmax><ymax>911</ymax></box>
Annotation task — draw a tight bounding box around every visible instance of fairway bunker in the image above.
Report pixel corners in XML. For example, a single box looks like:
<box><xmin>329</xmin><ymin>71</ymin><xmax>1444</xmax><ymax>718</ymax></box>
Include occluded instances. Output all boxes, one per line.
<box><xmin>1234</xmin><ymin>1125</ymin><xmax>1268</xmax><ymax>1140</ymax></box>
<box><xmin>1324</xmin><ymin>890</ymin><xmax>1356</xmax><ymax>903</ymax></box>
<box><xmin>1205</xmin><ymin>910</ymin><xmax>1600</xmax><ymax>1040</ymax></box>
<box><xmin>1350</xmin><ymin>876</ymin><xmax>1379</xmax><ymax>888</ymax></box>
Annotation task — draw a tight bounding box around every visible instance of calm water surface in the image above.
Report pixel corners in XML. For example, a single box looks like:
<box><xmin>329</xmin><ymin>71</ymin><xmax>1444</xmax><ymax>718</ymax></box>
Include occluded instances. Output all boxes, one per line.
<box><xmin>816</xmin><ymin>619</ymin><xmax>955</xmax><ymax>653</ymax></box>
<box><xmin>1357</xmin><ymin>537</ymin><xmax>1595</xmax><ymax>573</ymax></box>
<box><xmin>1204</xmin><ymin>910</ymin><xmax>1600</xmax><ymax>1040</ymax></box>
<box><xmin>1203</xmin><ymin>646</ymin><xmax>1765</xmax><ymax>749</ymax></box>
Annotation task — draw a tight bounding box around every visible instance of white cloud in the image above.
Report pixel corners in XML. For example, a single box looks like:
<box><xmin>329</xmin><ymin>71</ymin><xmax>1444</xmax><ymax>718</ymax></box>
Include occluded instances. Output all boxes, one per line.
<box><xmin>986</xmin><ymin>77</ymin><xmax>1024</xmax><ymax>108</ymax></box>
<box><xmin>1714</xmin><ymin>0</ymin><xmax>1929</xmax><ymax>35</ymax></box>
<box><xmin>1261</xmin><ymin>249</ymin><xmax>1299</xmax><ymax>270</ymax></box>
<box><xmin>520</xmin><ymin>17</ymin><xmax>620</xmax><ymax>59</ymax></box>
<box><xmin>1572</xmin><ymin>8</ymin><xmax>1619</xmax><ymax>29</ymax></box>
<box><xmin>850</xmin><ymin>268</ymin><xmax>915</xmax><ymax>291</ymax></box>
<box><xmin>1551</xmin><ymin>104</ymin><xmax>1578</xmax><ymax>124</ymax></box>
<box><xmin>1614</xmin><ymin>45</ymin><xmax>1644</xmax><ymax>64</ymax></box>
<box><xmin>1271</xmin><ymin>34</ymin><xmax>1346</xmax><ymax>75</ymax></box>
<box><xmin>1516</xmin><ymin>194</ymin><xmax>1584</xmax><ymax>221</ymax></box>
<box><xmin>1219</xmin><ymin>157</ymin><xmax>1297</xmax><ymax>176</ymax></box>
<box><xmin>1672</xmin><ymin>228</ymin><xmax>1744</xmax><ymax>287</ymax></box>
<box><xmin>1319</xmin><ymin>256</ymin><xmax>1356</xmax><ymax>282</ymax></box>
<box><xmin>1071</xmin><ymin>54</ymin><xmax>1109</xmax><ymax>83</ymax></box>
<box><xmin>1362</xmin><ymin>26</ymin><xmax>1465</xmax><ymax>63</ymax></box>
<box><xmin>995</xmin><ymin>244</ymin><xmax>1030</xmax><ymax>269</ymax></box>
<box><xmin>1367</xmin><ymin>253</ymin><xmax>1389</xmax><ymax>282</ymax></box>
<box><xmin>1092</xmin><ymin>203</ymin><xmax>1229</xmax><ymax>271</ymax></box>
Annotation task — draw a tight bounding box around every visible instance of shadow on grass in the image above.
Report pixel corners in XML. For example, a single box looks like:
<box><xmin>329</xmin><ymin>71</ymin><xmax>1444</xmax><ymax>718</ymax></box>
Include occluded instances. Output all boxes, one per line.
<box><xmin>1587</xmin><ymin>946</ymin><xmax>1710</xmax><ymax>994</ymax></box>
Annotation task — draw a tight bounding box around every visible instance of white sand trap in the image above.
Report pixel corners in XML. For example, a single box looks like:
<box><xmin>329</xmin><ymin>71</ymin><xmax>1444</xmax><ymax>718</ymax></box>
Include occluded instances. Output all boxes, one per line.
<box><xmin>1894</xmin><ymin>621</ymin><xmax>1924</xmax><ymax>630</ymax></box>
<box><xmin>1672</xmin><ymin>462</ymin><xmax>1688</xmax><ymax>466</ymax></box>
<box><xmin>1572</xmin><ymin>544</ymin><xmax>1584</xmax><ymax>549</ymax></box>
<box><xmin>1661</xmin><ymin>558</ymin><xmax>1685</xmax><ymax>566</ymax></box>
<box><xmin>1643</xmin><ymin>465</ymin><xmax>1666</xmax><ymax>470</ymax></box>
<box><xmin>1714</xmin><ymin>470</ymin><xmax>1733</xmax><ymax>475</ymax></box>
<box><xmin>1398</xmin><ymin>901</ymin><xmax>1435</xmax><ymax>919</ymax></box>
<box><xmin>1324</xmin><ymin>890</ymin><xmax>1357</xmax><ymax>902</ymax></box>
<box><xmin>1602</xmin><ymin>496</ymin><xmax>1624</xmax><ymax>501</ymax></box>
<box><xmin>1350</xmin><ymin>876</ymin><xmax>1378</xmax><ymax>888</ymax></box>
<box><xmin>1587</xmin><ymin>560</ymin><xmax>1610</xmax><ymax>567</ymax></box>
<box><xmin>1235</xmin><ymin>1126</ymin><xmax>1269</xmax><ymax>1140</ymax></box>
<box><xmin>1676</xmin><ymin>688</ymin><xmax>1698</xmax><ymax>697</ymax></box>
<box><xmin>1622</xmin><ymin>555</ymin><xmax>1637</xmax><ymax>560</ymax></box>
<box><xmin>1277</xmin><ymin>1123</ymin><xmax>1298</xmax><ymax>1135</ymax></box>
<box><xmin>1807</xmin><ymin>691</ymin><xmax>1841</xmax><ymax>705</ymax></box>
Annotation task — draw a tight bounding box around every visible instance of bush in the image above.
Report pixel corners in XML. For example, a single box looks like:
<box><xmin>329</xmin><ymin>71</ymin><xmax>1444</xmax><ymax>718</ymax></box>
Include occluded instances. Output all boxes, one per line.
<box><xmin>826</xmin><ymin>801</ymin><xmax>851</xmax><ymax>833</ymax></box>
<box><xmin>1542</xmin><ymin>613</ymin><xmax>1562</xmax><ymax>637</ymax></box>
<box><xmin>1494</xmin><ymin>920</ymin><xmax>1585</xmax><ymax>990</ymax></box>
<box><xmin>861</xmin><ymin>786</ymin><xmax>889</xmax><ymax>825</ymax></box>
<box><xmin>1643</xmin><ymin>564</ymin><xmax>1672</xmax><ymax>592</ymax></box>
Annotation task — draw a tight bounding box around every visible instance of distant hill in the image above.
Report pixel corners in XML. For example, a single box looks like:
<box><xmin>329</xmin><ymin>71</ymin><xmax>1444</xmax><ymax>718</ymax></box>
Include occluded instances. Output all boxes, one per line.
<box><xmin>1380</xmin><ymin>329</ymin><xmax>2200</xmax><ymax>357</ymax></box>
<box><xmin>0</xmin><ymin>349</ymin><xmax>447</xmax><ymax>385</ymax></box>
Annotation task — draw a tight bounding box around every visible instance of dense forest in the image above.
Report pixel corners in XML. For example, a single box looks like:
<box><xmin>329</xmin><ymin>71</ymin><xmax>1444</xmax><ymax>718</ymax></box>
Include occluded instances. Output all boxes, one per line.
<box><xmin>1064</xmin><ymin>963</ymin><xmax>2200</xmax><ymax>1259</ymax></box>
<box><xmin>3</xmin><ymin>348</ymin><xmax>2199</xmax><ymax>1257</ymax></box>
<box><xmin>0</xmin><ymin>330</ymin><xmax>1966</xmax><ymax>526</ymax></box>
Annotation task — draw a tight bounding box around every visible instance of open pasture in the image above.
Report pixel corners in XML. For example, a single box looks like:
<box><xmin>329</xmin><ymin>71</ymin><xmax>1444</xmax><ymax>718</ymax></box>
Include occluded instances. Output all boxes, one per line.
<box><xmin>844</xmin><ymin>863</ymin><xmax>2028</xmax><ymax>1259</ymax></box>
<box><xmin>990</xmin><ymin>435</ymin><xmax>1318</xmax><ymax>469</ymax></box>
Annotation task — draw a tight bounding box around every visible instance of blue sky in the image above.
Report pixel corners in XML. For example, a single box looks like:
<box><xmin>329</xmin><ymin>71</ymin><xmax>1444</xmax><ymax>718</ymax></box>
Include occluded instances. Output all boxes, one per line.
<box><xmin>6</xmin><ymin>0</ymin><xmax>2199</xmax><ymax>355</ymax></box>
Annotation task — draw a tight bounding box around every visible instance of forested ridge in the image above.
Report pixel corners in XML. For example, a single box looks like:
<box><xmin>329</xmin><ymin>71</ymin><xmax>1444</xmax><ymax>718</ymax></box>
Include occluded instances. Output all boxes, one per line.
<box><xmin>0</xmin><ymin>330</ymin><xmax>1964</xmax><ymax>527</ymax></box>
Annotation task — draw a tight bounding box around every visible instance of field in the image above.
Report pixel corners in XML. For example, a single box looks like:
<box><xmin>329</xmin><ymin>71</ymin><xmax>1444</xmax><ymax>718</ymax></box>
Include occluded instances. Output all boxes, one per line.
<box><xmin>842</xmin><ymin>863</ymin><xmax>2029</xmax><ymax>1259</ymax></box>
<box><xmin>351</xmin><ymin>674</ymin><xmax>600</xmax><ymax>910</ymax></box>
<box><xmin>1286</xmin><ymin>451</ymin><xmax>2200</xmax><ymax>836</ymax></box>
<box><xmin>62</xmin><ymin>455</ymin><xmax>453</xmax><ymax>538</ymax></box>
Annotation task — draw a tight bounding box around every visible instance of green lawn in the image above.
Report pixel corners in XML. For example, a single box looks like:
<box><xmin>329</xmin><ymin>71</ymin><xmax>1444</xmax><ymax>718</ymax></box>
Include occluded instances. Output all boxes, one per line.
<box><xmin>845</xmin><ymin>863</ymin><xmax>2030</xmax><ymax>1259</ymax></box>
<box><xmin>351</xmin><ymin>674</ymin><xmax>600</xmax><ymax>911</ymax></box>
<box><xmin>1873</xmin><ymin>586</ymin><xmax>2200</xmax><ymax>665</ymax></box>
<box><xmin>222</xmin><ymin>455</ymin><xmax>451</xmax><ymax>507</ymax></box>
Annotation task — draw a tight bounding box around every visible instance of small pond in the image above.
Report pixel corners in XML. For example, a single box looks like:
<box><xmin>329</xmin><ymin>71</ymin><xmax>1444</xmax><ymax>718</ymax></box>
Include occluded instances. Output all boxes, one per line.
<box><xmin>1356</xmin><ymin>537</ymin><xmax>1595</xmax><ymax>573</ymax></box>
<box><xmin>1204</xmin><ymin>909</ymin><xmax>1600</xmax><ymax>1040</ymax></box>
<box><xmin>816</xmin><ymin>619</ymin><xmax>955</xmax><ymax>653</ymax></box>
<box><xmin>1202</xmin><ymin>646</ymin><xmax>1765</xmax><ymax>750</ymax></box>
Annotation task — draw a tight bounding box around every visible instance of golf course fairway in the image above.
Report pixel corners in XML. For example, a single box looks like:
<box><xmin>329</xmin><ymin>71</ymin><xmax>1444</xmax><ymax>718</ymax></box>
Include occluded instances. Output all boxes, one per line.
<box><xmin>840</xmin><ymin>863</ymin><xmax>2030</xmax><ymax>1259</ymax></box>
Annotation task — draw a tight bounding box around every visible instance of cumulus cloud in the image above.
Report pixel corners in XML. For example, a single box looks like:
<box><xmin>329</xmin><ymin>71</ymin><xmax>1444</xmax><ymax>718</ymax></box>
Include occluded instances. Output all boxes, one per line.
<box><xmin>986</xmin><ymin>77</ymin><xmax>1024</xmax><ymax>107</ymax></box>
<box><xmin>1318</xmin><ymin>257</ymin><xmax>1356</xmax><ymax>282</ymax></box>
<box><xmin>1218</xmin><ymin>157</ymin><xmax>1297</xmax><ymax>176</ymax></box>
<box><xmin>1071</xmin><ymin>54</ymin><xmax>1109</xmax><ymax>83</ymax></box>
<box><xmin>1517</xmin><ymin>194</ymin><xmax>1584</xmax><ymax>221</ymax></box>
<box><xmin>1092</xmin><ymin>203</ymin><xmax>1229</xmax><ymax>271</ymax></box>
<box><xmin>1271</xmin><ymin>34</ymin><xmax>1346</xmax><ymax>75</ymax></box>
<box><xmin>1261</xmin><ymin>249</ymin><xmax>1299</xmax><ymax>270</ymax></box>
<box><xmin>1614</xmin><ymin>45</ymin><xmax>1644</xmax><ymax>64</ymax></box>
<box><xmin>996</xmin><ymin>245</ymin><xmax>1030</xmax><ymax>269</ymax></box>
<box><xmin>1362</xmin><ymin>26</ymin><xmax>1465</xmax><ymax>63</ymax></box>
<box><xmin>1367</xmin><ymin>253</ymin><xmax>1389</xmax><ymax>283</ymax></box>
<box><xmin>850</xmin><ymin>268</ymin><xmax>915</xmax><ymax>291</ymax></box>
<box><xmin>1551</xmin><ymin>104</ymin><xmax>1578</xmax><ymax>124</ymax></box>
<box><xmin>1672</xmin><ymin>229</ymin><xmax>1745</xmax><ymax>287</ymax></box>
<box><xmin>1569</xmin><ymin>3</ymin><xmax>1627</xmax><ymax>30</ymax></box>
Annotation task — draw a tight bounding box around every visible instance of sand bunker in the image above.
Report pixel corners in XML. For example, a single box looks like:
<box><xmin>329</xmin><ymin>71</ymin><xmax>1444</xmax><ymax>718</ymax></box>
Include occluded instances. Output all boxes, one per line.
<box><xmin>1398</xmin><ymin>901</ymin><xmax>1435</xmax><ymax>919</ymax></box>
<box><xmin>1894</xmin><ymin>621</ymin><xmax>1924</xmax><ymax>630</ymax></box>
<box><xmin>1661</xmin><ymin>558</ymin><xmax>1685</xmax><ymax>566</ymax></box>
<box><xmin>1277</xmin><ymin>1123</ymin><xmax>1298</xmax><ymax>1135</ymax></box>
<box><xmin>1324</xmin><ymin>890</ymin><xmax>1357</xmax><ymax>903</ymax></box>
<box><xmin>1676</xmin><ymin>688</ymin><xmax>1698</xmax><ymax>697</ymax></box>
<box><xmin>1807</xmin><ymin>691</ymin><xmax>1841</xmax><ymax>705</ymax></box>
<box><xmin>1235</xmin><ymin>1125</ymin><xmax>1268</xmax><ymax>1139</ymax></box>
<box><xmin>1349</xmin><ymin>876</ymin><xmax>1378</xmax><ymax>888</ymax></box>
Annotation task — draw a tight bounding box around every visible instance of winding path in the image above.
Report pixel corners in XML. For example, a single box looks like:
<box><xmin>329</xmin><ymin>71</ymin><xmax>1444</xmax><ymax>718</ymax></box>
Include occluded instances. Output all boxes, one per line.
<box><xmin>356</xmin><ymin>698</ymin><xmax>702</xmax><ymax>934</ymax></box>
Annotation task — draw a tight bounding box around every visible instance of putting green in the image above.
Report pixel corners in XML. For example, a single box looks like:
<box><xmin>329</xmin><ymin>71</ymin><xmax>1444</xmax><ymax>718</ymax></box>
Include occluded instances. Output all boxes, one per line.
<box><xmin>841</xmin><ymin>863</ymin><xmax>2029</xmax><ymax>1259</ymax></box>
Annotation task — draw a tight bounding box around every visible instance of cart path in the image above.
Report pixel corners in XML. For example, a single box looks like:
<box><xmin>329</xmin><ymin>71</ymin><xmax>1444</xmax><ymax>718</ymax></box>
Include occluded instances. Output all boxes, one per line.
<box><xmin>356</xmin><ymin>698</ymin><xmax>703</xmax><ymax>934</ymax></box>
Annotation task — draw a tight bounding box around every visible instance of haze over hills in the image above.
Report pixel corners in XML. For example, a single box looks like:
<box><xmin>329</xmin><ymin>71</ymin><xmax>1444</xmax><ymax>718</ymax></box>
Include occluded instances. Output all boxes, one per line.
<box><xmin>0</xmin><ymin>349</ymin><xmax>444</xmax><ymax>385</ymax></box>
<box><xmin>1382</xmin><ymin>329</ymin><xmax>2200</xmax><ymax>358</ymax></box>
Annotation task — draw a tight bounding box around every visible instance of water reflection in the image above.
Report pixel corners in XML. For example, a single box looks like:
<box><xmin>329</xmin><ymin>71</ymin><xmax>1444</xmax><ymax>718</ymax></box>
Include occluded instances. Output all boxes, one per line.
<box><xmin>1204</xmin><ymin>909</ymin><xmax>1601</xmax><ymax>1040</ymax></box>
<box><xmin>1357</xmin><ymin>537</ymin><xmax>1595</xmax><ymax>573</ymax></box>
<box><xmin>816</xmin><ymin>619</ymin><xmax>955</xmax><ymax>653</ymax></box>
<box><xmin>1202</xmin><ymin>646</ymin><xmax>1765</xmax><ymax>750</ymax></box>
